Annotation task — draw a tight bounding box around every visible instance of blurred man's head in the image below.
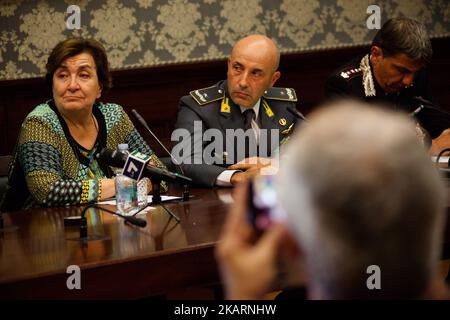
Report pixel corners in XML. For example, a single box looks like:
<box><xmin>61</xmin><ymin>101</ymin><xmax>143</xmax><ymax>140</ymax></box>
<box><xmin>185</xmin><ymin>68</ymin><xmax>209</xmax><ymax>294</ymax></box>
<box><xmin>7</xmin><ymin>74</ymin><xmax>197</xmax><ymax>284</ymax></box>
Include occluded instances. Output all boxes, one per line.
<box><xmin>277</xmin><ymin>100</ymin><xmax>445</xmax><ymax>299</ymax></box>
<box><xmin>370</xmin><ymin>17</ymin><xmax>432</xmax><ymax>94</ymax></box>
<box><xmin>227</xmin><ymin>34</ymin><xmax>281</xmax><ymax>108</ymax></box>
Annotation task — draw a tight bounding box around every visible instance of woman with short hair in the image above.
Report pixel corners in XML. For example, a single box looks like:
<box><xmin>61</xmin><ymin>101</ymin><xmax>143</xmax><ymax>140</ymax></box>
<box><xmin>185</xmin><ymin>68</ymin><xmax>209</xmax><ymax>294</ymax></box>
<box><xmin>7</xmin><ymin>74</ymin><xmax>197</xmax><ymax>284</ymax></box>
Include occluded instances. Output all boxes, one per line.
<box><xmin>1</xmin><ymin>38</ymin><xmax>166</xmax><ymax>211</ymax></box>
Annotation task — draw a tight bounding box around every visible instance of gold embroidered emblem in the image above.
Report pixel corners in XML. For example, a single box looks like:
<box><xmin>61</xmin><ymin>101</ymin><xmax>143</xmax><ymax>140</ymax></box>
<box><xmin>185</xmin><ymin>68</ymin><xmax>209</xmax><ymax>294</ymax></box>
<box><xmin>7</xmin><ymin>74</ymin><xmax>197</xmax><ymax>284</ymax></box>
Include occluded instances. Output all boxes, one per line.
<box><xmin>221</xmin><ymin>97</ymin><xmax>230</xmax><ymax>113</ymax></box>
<box><xmin>281</xmin><ymin>123</ymin><xmax>294</xmax><ymax>135</ymax></box>
<box><xmin>262</xmin><ymin>100</ymin><xmax>274</xmax><ymax>118</ymax></box>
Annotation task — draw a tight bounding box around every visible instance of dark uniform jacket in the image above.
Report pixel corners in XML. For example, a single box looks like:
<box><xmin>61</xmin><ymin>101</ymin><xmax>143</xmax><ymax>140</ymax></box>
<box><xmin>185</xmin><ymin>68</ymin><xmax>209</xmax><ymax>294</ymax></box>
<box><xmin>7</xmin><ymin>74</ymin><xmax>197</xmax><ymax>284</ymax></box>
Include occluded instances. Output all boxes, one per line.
<box><xmin>174</xmin><ymin>80</ymin><xmax>300</xmax><ymax>187</ymax></box>
<box><xmin>325</xmin><ymin>54</ymin><xmax>450</xmax><ymax>139</ymax></box>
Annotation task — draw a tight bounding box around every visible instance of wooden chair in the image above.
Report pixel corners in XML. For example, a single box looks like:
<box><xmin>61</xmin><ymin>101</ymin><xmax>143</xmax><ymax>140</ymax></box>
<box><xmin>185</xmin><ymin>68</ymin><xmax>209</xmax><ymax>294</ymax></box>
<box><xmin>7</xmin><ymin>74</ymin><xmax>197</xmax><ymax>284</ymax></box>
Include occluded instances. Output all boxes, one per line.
<box><xmin>0</xmin><ymin>155</ymin><xmax>12</xmax><ymax>201</ymax></box>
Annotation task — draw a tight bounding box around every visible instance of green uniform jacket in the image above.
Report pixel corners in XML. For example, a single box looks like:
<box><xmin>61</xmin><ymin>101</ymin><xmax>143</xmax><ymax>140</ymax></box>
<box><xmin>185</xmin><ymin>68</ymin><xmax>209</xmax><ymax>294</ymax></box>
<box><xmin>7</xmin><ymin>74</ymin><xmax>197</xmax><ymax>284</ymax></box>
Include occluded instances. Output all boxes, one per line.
<box><xmin>174</xmin><ymin>80</ymin><xmax>301</xmax><ymax>187</ymax></box>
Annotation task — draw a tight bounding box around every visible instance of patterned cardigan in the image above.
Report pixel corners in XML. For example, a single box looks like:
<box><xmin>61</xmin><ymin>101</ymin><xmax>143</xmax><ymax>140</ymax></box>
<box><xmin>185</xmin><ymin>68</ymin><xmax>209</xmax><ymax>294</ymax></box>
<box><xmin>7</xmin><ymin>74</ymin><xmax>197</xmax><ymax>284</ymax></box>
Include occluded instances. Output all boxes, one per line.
<box><xmin>0</xmin><ymin>100</ymin><xmax>167</xmax><ymax>211</ymax></box>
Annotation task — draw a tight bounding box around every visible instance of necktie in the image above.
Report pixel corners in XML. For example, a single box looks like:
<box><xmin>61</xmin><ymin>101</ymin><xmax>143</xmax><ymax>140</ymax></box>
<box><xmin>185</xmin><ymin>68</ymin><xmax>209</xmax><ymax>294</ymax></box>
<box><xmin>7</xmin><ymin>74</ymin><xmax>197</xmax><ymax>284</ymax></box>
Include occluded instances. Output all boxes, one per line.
<box><xmin>243</xmin><ymin>109</ymin><xmax>255</xmax><ymax>131</ymax></box>
<box><xmin>242</xmin><ymin>109</ymin><xmax>257</xmax><ymax>158</ymax></box>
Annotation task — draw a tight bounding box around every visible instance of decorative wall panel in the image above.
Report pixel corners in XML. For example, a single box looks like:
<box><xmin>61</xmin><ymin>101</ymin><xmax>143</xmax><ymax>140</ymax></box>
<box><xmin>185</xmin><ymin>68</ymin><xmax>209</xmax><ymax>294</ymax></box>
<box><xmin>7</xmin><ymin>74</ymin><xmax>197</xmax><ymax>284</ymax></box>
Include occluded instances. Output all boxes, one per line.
<box><xmin>0</xmin><ymin>0</ymin><xmax>449</xmax><ymax>80</ymax></box>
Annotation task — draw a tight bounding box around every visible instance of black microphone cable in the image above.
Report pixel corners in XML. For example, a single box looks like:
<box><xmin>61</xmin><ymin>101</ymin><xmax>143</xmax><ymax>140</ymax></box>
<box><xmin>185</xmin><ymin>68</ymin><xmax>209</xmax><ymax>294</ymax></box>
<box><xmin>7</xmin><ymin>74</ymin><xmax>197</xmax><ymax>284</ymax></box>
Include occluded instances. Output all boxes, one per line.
<box><xmin>434</xmin><ymin>148</ymin><xmax>450</xmax><ymax>179</ymax></box>
<box><xmin>435</xmin><ymin>148</ymin><xmax>450</xmax><ymax>166</ymax></box>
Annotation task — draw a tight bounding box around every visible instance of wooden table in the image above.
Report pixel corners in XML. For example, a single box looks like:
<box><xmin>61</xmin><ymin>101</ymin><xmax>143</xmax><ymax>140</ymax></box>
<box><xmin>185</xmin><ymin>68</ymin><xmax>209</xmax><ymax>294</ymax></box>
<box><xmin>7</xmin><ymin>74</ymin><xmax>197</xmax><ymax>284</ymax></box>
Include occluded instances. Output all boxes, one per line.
<box><xmin>0</xmin><ymin>186</ymin><xmax>233</xmax><ymax>299</ymax></box>
<box><xmin>1</xmin><ymin>184</ymin><xmax>450</xmax><ymax>299</ymax></box>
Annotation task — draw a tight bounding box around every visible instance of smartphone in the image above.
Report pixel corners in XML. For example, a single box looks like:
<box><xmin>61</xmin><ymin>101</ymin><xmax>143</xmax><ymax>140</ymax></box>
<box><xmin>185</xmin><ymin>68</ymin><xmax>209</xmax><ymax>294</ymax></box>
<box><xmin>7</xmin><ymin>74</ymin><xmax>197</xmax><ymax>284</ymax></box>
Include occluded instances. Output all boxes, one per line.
<box><xmin>247</xmin><ymin>174</ymin><xmax>286</xmax><ymax>234</ymax></box>
<box><xmin>247</xmin><ymin>176</ymin><xmax>306</xmax><ymax>287</ymax></box>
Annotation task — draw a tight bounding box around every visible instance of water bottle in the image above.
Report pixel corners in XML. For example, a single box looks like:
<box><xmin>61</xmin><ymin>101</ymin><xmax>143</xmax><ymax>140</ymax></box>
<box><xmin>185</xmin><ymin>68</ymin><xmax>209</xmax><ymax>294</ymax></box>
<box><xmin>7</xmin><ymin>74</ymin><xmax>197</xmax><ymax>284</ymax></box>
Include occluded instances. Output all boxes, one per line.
<box><xmin>113</xmin><ymin>143</ymin><xmax>129</xmax><ymax>175</ymax></box>
<box><xmin>114</xmin><ymin>144</ymin><xmax>138</xmax><ymax>215</ymax></box>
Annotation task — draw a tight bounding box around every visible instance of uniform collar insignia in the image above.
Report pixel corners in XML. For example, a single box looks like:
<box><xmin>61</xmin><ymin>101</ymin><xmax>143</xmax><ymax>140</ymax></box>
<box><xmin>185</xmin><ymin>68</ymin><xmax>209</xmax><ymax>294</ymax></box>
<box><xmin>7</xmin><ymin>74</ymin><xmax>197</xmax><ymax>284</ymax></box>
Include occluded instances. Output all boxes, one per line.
<box><xmin>281</xmin><ymin>123</ymin><xmax>293</xmax><ymax>135</ymax></box>
<box><xmin>262</xmin><ymin>99</ymin><xmax>274</xmax><ymax>118</ymax></box>
<box><xmin>263</xmin><ymin>87</ymin><xmax>297</xmax><ymax>102</ymax></box>
<box><xmin>189</xmin><ymin>83</ymin><xmax>225</xmax><ymax>106</ymax></box>
<box><xmin>221</xmin><ymin>97</ymin><xmax>231</xmax><ymax>113</ymax></box>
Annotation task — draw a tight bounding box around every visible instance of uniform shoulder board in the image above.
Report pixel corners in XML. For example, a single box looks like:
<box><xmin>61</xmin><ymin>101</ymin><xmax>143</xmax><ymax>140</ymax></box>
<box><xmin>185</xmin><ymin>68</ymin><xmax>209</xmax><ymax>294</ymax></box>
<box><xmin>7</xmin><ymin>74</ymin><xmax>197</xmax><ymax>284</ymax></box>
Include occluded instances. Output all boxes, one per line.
<box><xmin>339</xmin><ymin>67</ymin><xmax>362</xmax><ymax>81</ymax></box>
<box><xmin>263</xmin><ymin>87</ymin><xmax>297</xmax><ymax>102</ymax></box>
<box><xmin>189</xmin><ymin>85</ymin><xmax>224</xmax><ymax>106</ymax></box>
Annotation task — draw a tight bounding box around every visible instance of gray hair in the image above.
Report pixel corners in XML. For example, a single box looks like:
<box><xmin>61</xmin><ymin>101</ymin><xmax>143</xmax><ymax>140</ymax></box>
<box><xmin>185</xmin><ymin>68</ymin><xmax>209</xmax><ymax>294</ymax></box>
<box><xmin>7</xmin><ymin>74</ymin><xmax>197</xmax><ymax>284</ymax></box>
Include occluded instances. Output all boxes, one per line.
<box><xmin>277</xmin><ymin>100</ymin><xmax>445</xmax><ymax>298</ymax></box>
<box><xmin>372</xmin><ymin>17</ymin><xmax>433</xmax><ymax>64</ymax></box>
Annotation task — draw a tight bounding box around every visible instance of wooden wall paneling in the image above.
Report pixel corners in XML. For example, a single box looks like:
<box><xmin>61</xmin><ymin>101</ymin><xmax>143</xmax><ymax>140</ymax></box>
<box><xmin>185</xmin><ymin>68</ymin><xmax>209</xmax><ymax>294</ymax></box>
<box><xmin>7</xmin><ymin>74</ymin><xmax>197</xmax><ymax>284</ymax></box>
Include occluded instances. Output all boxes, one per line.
<box><xmin>0</xmin><ymin>97</ymin><xmax>7</xmax><ymax>154</ymax></box>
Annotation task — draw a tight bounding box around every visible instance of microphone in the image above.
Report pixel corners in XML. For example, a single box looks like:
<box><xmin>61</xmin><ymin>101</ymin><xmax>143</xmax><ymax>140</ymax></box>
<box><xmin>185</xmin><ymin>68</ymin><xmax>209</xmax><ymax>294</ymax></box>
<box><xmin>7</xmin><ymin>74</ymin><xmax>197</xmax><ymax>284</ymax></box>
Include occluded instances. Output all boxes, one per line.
<box><xmin>412</xmin><ymin>96</ymin><xmax>450</xmax><ymax>116</ymax></box>
<box><xmin>121</xmin><ymin>214</ymin><xmax>147</xmax><ymax>227</ymax></box>
<box><xmin>287</xmin><ymin>107</ymin><xmax>307</xmax><ymax>122</ymax></box>
<box><xmin>131</xmin><ymin>109</ymin><xmax>186</xmax><ymax>174</ymax></box>
<box><xmin>131</xmin><ymin>109</ymin><xmax>190</xmax><ymax>201</ymax></box>
<box><xmin>411</xmin><ymin>96</ymin><xmax>450</xmax><ymax>139</ymax></box>
<box><xmin>93</xmin><ymin>204</ymin><xmax>148</xmax><ymax>228</ymax></box>
<box><xmin>67</xmin><ymin>203</ymin><xmax>147</xmax><ymax>242</ymax></box>
<box><xmin>96</xmin><ymin>148</ymin><xmax>192</xmax><ymax>184</ymax></box>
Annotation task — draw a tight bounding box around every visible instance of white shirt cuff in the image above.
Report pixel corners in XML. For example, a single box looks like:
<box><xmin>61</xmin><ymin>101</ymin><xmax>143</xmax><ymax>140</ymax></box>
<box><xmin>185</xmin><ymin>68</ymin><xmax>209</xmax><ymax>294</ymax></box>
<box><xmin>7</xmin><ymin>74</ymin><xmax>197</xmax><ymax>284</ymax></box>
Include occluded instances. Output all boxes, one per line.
<box><xmin>215</xmin><ymin>170</ymin><xmax>240</xmax><ymax>187</ymax></box>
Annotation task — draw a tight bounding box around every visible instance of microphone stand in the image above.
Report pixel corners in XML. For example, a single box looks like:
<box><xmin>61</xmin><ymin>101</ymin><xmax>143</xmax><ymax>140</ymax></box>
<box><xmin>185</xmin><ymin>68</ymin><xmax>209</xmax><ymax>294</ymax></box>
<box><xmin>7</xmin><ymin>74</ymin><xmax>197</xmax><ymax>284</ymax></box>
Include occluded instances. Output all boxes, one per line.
<box><xmin>147</xmin><ymin>177</ymin><xmax>181</xmax><ymax>223</ymax></box>
<box><xmin>131</xmin><ymin>109</ymin><xmax>190</xmax><ymax>202</ymax></box>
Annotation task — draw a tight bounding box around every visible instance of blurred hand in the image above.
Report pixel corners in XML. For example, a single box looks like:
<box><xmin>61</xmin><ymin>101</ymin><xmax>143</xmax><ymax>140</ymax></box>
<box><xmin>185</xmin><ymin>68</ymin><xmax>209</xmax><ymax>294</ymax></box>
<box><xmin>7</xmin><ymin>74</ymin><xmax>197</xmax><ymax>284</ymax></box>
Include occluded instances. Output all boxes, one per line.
<box><xmin>229</xmin><ymin>157</ymin><xmax>275</xmax><ymax>185</ymax></box>
<box><xmin>215</xmin><ymin>182</ymin><xmax>290</xmax><ymax>299</ymax></box>
<box><xmin>100</xmin><ymin>178</ymin><xmax>116</xmax><ymax>200</ymax></box>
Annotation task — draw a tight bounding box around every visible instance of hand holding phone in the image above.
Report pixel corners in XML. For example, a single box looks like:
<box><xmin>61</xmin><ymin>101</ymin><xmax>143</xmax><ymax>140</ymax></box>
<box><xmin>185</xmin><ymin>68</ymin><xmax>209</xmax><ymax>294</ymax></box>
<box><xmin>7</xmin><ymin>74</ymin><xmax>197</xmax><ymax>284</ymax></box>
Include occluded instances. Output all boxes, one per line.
<box><xmin>247</xmin><ymin>174</ymin><xmax>285</xmax><ymax>234</ymax></box>
<box><xmin>247</xmin><ymin>175</ymin><xmax>307</xmax><ymax>289</ymax></box>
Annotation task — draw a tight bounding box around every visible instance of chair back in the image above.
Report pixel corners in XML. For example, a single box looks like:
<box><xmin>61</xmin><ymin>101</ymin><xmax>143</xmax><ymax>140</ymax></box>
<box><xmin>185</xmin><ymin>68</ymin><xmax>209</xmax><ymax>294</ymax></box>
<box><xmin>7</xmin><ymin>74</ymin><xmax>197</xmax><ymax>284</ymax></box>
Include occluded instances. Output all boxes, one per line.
<box><xmin>0</xmin><ymin>155</ymin><xmax>12</xmax><ymax>202</ymax></box>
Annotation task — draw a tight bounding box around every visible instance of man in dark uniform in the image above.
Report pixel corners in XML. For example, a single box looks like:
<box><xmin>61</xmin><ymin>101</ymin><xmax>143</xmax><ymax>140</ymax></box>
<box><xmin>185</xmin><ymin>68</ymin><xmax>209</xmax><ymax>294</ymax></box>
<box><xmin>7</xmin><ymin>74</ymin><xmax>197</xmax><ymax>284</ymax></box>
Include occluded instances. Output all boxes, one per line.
<box><xmin>173</xmin><ymin>35</ymin><xmax>301</xmax><ymax>187</ymax></box>
<box><xmin>325</xmin><ymin>17</ymin><xmax>450</xmax><ymax>154</ymax></box>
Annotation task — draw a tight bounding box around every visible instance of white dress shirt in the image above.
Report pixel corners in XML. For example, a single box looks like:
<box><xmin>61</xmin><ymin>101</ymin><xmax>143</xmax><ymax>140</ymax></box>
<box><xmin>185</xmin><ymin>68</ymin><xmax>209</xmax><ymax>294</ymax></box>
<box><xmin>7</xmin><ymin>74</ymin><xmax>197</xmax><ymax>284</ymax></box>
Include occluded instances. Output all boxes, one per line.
<box><xmin>216</xmin><ymin>99</ymin><xmax>261</xmax><ymax>186</ymax></box>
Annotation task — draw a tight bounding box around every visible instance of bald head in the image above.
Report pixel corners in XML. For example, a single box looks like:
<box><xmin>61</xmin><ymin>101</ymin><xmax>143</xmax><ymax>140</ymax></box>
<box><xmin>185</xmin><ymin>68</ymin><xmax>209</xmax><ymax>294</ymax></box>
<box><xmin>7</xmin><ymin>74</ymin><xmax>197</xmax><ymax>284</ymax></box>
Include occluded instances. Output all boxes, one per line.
<box><xmin>231</xmin><ymin>35</ymin><xmax>280</xmax><ymax>72</ymax></box>
<box><xmin>227</xmin><ymin>35</ymin><xmax>281</xmax><ymax>108</ymax></box>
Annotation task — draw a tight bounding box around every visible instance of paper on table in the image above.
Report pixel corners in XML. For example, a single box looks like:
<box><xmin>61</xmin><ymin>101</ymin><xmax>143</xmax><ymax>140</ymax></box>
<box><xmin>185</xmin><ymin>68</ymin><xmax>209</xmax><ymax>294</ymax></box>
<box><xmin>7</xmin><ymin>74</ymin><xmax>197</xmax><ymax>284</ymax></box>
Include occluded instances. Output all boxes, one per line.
<box><xmin>98</xmin><ymin>195</ymin><xmax>182</xmax><ymax>206</ymax></box>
